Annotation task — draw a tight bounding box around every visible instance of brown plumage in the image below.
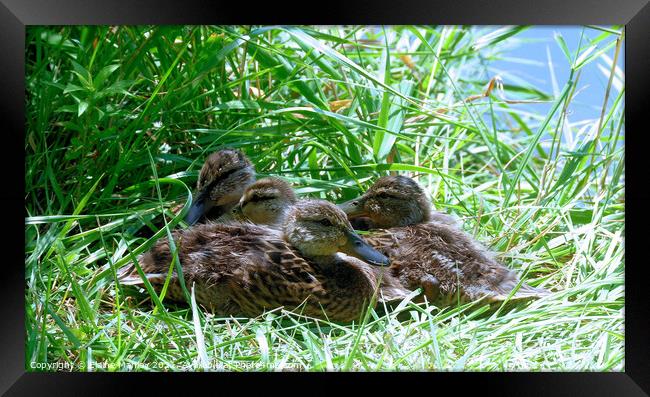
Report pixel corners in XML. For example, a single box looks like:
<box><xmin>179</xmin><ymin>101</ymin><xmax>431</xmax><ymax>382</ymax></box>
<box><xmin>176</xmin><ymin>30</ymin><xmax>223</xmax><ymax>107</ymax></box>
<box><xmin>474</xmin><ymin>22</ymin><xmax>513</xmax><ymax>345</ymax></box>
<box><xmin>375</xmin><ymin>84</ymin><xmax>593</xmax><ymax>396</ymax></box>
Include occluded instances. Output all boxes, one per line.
<box><xmin>230</xmin><ymin>177</ymin><xmax>412</xmax><ymax>302</ymax></box>
<box><xmin>185</xmin><ymin>148</ymin><xmax>256</xmax><ymax>225</ymax></box>
<box><xmin>118</xmin><ymin>200</ymin><xmax>393</xmax><ymax>322</ymax></box>
<box><xmin>231</xmin><ymin>177</ymin><xmax>298</xmax><ymax>226</ymax></box>
<box><xmin>338</xmin><ymin>175</ymin><xmax>550</xmax><ymax>305</ymax></box>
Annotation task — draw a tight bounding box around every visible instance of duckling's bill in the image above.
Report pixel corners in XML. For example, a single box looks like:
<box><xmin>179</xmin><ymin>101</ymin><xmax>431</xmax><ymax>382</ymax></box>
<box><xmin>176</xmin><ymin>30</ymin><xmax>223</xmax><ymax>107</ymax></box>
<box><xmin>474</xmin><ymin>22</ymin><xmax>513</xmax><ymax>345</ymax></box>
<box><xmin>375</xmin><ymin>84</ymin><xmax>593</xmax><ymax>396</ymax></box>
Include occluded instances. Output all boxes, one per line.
<box><xmin>185</xmin><ymin>190</ymin><xmax>219</xmax><ymax>225</ymax></box>
<box><xmin>342</xmin><ymin>230</ymin><xmax>390</xmax><ymax>266</ymax></box>
<box><xmin>337</xmin><ymin>198</ymin><xmax>368</xmax><ymax>219</ymax></box>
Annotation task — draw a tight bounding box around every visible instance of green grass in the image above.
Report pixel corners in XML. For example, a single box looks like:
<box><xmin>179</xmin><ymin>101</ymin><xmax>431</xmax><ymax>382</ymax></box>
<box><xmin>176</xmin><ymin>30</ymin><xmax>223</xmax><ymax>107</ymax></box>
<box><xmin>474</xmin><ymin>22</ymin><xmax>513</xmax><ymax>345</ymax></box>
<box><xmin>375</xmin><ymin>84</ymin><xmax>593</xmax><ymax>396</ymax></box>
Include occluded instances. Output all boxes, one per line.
<box><xmin>25</xmin><ymin>25</ymin><xmax>625</xmax><ymax>371</ymax></box>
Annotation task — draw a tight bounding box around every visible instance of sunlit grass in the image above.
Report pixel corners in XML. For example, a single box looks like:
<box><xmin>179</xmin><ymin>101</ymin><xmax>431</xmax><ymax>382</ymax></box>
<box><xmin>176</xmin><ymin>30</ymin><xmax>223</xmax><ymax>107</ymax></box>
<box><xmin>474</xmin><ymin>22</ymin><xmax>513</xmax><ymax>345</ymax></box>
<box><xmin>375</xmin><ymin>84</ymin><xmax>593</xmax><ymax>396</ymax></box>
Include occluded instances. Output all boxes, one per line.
<box><xmin>25</xmin><ymin>25</ymin><xmax>624</xmax><ymax>371</ymax></box>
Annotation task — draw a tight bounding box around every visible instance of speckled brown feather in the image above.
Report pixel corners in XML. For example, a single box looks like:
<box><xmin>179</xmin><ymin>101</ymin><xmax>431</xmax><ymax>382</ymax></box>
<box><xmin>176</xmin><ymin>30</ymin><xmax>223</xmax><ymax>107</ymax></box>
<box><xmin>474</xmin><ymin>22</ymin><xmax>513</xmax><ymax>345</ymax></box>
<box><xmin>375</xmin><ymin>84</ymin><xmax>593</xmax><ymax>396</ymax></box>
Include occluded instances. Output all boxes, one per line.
<box><xmin>232</xmin><ymin>179</ymin><xmax>412</xmax><ymax>304</ymax></box>
<box><xmin>235</xmin><ymin>177</ymin><xmax>298</xmax><ymax>226</ymax></box>
<box><xmin>363</xmin><ymin>221</ymin><xmax>549</xmax><ymax>305</ymax></box>
<box><xmin>118</xmin><ymin>207</ymin><xmax>387</xmax><ymax>322</ymax></box>
<box><xmin>197</xmin><ymin>149</ymin><xmax>253</xmax><ymax>195</ymax></box>
<box><xmin>345</xmin><ymin>176</ymin><xmax>550</xmax><ymax>305</ymax></box>
<box><xmin>187</xmin><ymin>149</ymin><xmax>256</xmax><ymax>224</ymax></box>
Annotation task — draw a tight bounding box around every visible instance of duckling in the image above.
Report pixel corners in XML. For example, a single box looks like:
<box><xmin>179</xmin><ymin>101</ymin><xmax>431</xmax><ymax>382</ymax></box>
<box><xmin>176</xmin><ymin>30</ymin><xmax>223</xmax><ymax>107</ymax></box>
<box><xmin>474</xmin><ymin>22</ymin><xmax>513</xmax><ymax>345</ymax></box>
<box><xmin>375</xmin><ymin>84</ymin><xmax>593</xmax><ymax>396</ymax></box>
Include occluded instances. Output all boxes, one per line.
<box><xmin>231</xmin><ymin>177</ymin><xmax>298</xmax><ymax>227</ymax></box>
<box><xmin>340</xmin><ymin>176</ymin><xmax>457</xmax><ymax>229</ymax></box>
<box><xmin>230</xmin><ymin>177</ymin><xmax>412</xmax><ymax>302</ymax></box>
<box><xmin>338</xmin><ymin>175</ymin><xmax>550</xmax><ymax>305</ymax></box>
<box><xmin>185</xmin><ymin>148</ymin><xmax>256</xmax><ymax>225</ymax></box>
<box><xmin>118</xmin><ymin>200</ymin><xmax>393</xmax><ymax>322</ymax></box>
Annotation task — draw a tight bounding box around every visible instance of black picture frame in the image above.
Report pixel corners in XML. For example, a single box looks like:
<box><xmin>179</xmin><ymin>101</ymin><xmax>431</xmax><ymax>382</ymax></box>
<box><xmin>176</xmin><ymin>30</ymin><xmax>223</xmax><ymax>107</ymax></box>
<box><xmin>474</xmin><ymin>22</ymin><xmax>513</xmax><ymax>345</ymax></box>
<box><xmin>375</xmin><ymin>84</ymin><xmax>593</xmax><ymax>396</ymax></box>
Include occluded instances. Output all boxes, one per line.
<box><xmin>7</xmin><ymin>0</ymin><xmax>649</xmax><ymax>395</ymax></box>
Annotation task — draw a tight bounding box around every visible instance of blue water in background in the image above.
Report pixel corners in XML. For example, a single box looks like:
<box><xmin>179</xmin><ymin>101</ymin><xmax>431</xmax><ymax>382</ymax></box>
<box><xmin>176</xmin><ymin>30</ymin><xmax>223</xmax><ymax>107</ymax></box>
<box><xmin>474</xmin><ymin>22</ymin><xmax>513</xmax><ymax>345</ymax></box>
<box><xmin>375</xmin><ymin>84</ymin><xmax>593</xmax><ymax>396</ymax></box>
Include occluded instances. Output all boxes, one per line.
<box><xmin>481</xmin><ymin>26</ymin><xmax>624</xmax><ymax>124</ymax></box>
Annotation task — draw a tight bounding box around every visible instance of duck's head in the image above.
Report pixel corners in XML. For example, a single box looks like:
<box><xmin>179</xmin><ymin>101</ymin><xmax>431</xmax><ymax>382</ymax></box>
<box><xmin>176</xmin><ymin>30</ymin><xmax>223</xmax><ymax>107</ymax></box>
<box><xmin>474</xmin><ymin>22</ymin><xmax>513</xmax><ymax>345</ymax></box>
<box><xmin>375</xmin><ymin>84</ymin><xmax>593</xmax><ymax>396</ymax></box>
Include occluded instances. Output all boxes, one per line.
<box><xmin>185</xmin><ymin>149</ymin><xmax>256</xmax><ymax>225</ymax></box>
<box><xmin>231</xmin><ymin>177</ymin><xmax>297</xmax><ymax>226</ymax></box>
<box><xmin>338</xmin><ymin>175</ymin><xmax>432</xmax><ymax>229</ymax></box>
<box><xmin>283</xmin><ymin>200</ymin><xmax>389</xmax><ymax>266</ymax></box>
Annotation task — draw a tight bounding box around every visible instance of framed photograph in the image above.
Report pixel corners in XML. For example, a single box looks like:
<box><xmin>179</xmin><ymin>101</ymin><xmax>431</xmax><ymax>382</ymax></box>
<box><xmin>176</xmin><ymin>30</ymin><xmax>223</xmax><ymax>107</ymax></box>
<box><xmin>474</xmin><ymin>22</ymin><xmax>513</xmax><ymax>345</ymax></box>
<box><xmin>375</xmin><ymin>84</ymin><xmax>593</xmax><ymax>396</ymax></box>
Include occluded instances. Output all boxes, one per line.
<box><xmin>9</xmin><ymin>0</ymin><xmax>649</xmax><ymax>394</ymax></box>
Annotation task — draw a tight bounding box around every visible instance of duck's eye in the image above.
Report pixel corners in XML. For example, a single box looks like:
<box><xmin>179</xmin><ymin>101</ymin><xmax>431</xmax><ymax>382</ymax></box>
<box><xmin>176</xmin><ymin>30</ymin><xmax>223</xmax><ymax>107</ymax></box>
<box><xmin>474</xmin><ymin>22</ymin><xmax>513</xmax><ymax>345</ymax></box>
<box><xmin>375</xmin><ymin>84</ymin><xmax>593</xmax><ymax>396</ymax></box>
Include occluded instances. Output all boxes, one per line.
<box><xmin>377</xmin><ymin>192</ymin><xmax>391</xmax><ymax>199</ymax></box>
<box><xmin>318</xmin><ymin>218</ymin><xmax>333</xmax><ymax>227</ymax></box>
<box><xmin>249</xmin><ymin>194</ymin><xmax>265</xmax><ymax>203</ymax></box>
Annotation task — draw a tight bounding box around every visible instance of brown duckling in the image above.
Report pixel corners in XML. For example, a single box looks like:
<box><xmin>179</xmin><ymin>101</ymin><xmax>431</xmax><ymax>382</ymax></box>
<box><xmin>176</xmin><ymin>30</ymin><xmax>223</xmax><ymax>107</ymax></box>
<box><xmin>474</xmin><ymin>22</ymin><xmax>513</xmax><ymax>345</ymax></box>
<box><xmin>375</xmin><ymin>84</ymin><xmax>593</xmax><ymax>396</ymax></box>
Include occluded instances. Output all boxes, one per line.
<box><xmin>338</xmin><ymin>175</ymin><xmax>550</xmax><ymax>305</ymax></box>
<box><xmin>119</xmin><ymin>200</ymin><xmax>392</xmax><ymax>322</ymax></box>
<box><xmin>230</xmin><ymin>177</ymin><xmax>412</xmax><ymax>302</ymax></box>
<box><xmin>185</xmin><ymin>148</ymin><xmax>256</xmax><ymax>225</ymax></box>
<box><xmin>231</xmin><ymin>177</ymin><xmax>298</xmax><ymax>227</ymax></box>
